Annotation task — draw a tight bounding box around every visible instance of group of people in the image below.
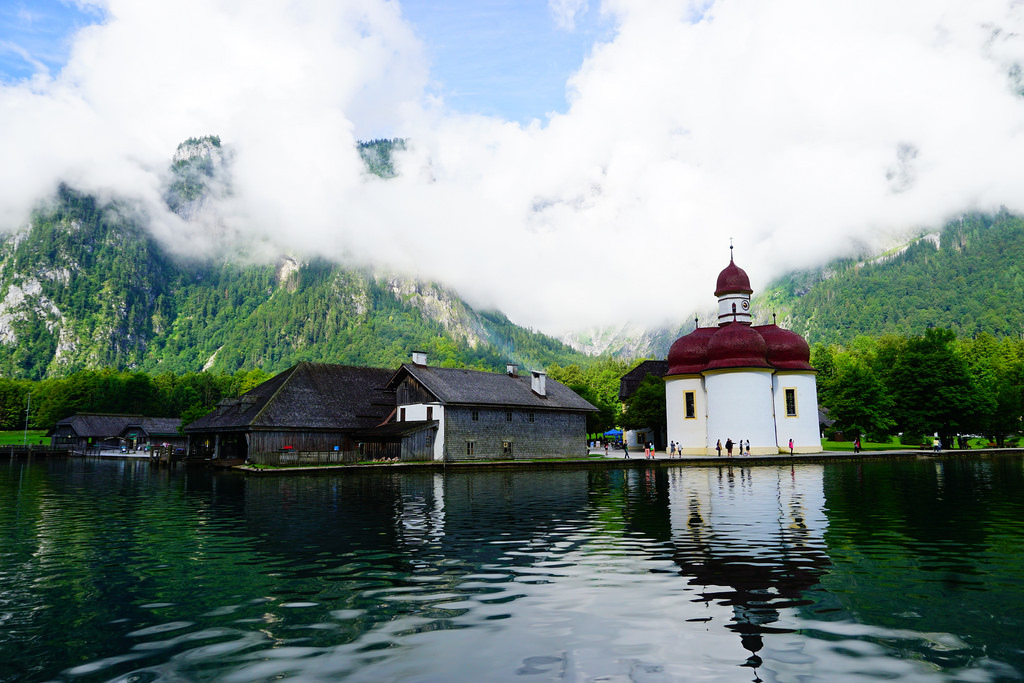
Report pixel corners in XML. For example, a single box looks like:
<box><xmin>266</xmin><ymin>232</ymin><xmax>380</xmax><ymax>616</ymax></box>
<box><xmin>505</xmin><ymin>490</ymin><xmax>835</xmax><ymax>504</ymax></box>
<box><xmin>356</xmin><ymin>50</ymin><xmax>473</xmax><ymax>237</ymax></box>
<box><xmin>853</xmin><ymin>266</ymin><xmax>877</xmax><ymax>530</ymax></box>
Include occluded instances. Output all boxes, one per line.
<box><xmin>715</xmin><ymin>438</ymin><xmax>751</xmax><ymax>456</ymax></box>
<box><xmin>619</xmin><ymin>441</ymin><xmax>674</xmax><ymax>459</ymax></box>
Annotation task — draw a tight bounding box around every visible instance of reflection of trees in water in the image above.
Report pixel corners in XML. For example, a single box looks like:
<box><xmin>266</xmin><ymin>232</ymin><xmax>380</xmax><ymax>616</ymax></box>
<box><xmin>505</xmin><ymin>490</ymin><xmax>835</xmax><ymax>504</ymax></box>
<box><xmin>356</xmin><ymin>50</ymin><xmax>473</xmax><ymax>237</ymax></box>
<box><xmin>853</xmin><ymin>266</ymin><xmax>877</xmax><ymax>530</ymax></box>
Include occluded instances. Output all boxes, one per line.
<box><xmin>236</xmin><ymin>469</ymin><xmax>593</xmax><ymax>565</ymax></box>
<box><xmin>820</xmin><ymin>457</ymin><xmax>1024</xmax><ymax>674</ymax></box>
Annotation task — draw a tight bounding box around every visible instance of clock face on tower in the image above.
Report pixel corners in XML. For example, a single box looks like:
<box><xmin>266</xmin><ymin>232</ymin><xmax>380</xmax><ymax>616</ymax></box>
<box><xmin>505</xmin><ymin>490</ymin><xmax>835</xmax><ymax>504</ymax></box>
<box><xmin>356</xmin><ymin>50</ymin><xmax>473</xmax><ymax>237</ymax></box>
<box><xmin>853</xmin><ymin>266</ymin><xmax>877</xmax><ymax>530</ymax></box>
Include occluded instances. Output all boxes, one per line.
<box><xmin>741</xmin><ymin>300</ymin><xmax>749</xmax><ymax>310</ymax></box>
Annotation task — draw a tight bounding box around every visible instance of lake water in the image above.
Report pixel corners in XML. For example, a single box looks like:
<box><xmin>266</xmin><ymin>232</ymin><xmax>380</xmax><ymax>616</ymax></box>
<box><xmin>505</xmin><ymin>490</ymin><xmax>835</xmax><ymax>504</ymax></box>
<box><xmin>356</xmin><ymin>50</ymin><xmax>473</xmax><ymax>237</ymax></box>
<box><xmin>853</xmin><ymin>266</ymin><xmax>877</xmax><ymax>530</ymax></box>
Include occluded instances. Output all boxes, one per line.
<box><xmin>2</xmin><ymin>455</ymin><xmax>1023</xmax><ymax>682</ymax></box>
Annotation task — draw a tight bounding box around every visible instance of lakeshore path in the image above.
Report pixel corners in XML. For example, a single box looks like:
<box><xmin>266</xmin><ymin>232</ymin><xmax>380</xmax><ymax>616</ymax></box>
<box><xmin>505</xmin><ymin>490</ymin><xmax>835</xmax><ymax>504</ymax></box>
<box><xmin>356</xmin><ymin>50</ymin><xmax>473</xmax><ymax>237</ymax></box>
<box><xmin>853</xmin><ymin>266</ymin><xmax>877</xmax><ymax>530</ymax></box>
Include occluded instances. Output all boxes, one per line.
<box><xmin>232</xmin><ymin>445</ymin><xmax>1024</xmax><ymax>474</ymax></box>
<box><xmin>23</xmin><ymin>444</ymin><xmax>1016</xmax><ymax>471</ymax></box>
<box><xmin>587</xmin><ymin>446</ymin><xmax>1024</xmax><ymax>464</ymax></box>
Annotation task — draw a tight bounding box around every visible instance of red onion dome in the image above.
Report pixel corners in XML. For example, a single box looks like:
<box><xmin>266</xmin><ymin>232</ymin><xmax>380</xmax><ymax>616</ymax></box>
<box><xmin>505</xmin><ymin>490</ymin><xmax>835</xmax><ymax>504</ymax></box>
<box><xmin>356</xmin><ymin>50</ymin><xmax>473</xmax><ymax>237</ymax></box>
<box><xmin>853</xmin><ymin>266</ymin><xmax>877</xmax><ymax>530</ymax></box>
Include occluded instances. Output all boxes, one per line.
<box><xmin>705</xmin><ymin>322</ymin><xmax>771</xmax><ymax>371</ymax></box>
<box><xmin>666</xmin><ymin>326</ymin><xmax>716</xmax><ymax>375</ymax></box>
<box><xmin>755</xmin><ymin>324</ymin><xmax>814</xmax><ymax>371</ymax></box>
<box><xmin>715</xmin><ymin>259</ymin><xmax>753</xmax><ymax>297</ymax></box>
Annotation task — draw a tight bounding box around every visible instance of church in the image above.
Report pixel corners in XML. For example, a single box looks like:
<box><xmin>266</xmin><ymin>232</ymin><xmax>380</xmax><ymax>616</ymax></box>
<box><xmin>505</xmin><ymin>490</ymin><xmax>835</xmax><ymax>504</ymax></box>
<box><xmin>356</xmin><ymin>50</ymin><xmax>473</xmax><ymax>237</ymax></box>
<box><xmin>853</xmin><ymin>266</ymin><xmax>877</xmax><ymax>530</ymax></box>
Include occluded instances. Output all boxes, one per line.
<box><xmin>664</xmin><ymin>252</ymin><xmax>821</xmax><ymax>455</ymax></box>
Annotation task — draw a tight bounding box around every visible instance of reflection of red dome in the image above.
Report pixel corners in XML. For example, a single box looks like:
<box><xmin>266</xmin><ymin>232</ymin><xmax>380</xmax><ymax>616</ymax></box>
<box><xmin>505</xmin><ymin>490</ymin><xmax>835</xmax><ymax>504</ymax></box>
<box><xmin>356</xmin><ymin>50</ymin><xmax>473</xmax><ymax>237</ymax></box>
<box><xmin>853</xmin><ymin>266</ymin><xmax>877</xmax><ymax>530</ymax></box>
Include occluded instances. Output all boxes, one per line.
<box><xmin>756</xmin><ymin>324</ymin><xmax>813</xmax><ymax>371</ymax></box>
<box><xmin>715</xmin><ymin>259</ymin><xmax>752</xmax><ymax>297</ymax></box>
<box><xmin>667</xmin><ymin>326</ymin><xmax>716</xmax><ymax>375</ymax></box>
<box><xmin>706</xmin><ymin>323</ymin><xmax>771</xmax><ymax>371</ymax></box>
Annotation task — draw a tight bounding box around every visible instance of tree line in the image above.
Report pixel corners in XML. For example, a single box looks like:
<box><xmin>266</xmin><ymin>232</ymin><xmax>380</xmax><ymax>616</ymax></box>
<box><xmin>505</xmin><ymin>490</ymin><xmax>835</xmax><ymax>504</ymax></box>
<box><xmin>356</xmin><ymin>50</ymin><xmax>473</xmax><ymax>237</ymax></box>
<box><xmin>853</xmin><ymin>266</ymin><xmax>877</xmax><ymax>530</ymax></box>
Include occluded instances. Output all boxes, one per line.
<box><xmin>813</xmin><ymin>329</ymin><xmax>1024</xmax><ymax>447</ymax></box>
<box><xmin>0</xmin><ymin>368</ymin><xmax>270</xmax><ymax>433</ymax></box>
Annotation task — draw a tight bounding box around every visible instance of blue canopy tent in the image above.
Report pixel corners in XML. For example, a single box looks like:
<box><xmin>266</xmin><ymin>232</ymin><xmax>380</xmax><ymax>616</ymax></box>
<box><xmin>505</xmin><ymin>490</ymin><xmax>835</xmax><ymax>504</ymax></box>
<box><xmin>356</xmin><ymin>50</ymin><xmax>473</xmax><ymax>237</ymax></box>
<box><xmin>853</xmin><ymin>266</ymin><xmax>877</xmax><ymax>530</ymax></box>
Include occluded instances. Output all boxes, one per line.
<box><xmin>603</xmin><ymin>429</ymin><xmax>623</xmax><ymax>437</ymax></box>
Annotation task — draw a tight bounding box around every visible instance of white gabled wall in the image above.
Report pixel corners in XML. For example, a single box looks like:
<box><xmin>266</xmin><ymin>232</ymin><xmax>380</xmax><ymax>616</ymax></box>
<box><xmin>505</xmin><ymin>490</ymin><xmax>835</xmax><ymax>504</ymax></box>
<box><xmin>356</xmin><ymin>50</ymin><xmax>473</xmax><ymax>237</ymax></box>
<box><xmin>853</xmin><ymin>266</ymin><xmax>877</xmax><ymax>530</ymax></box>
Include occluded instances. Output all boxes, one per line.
<box><xmin>399</xmin><ymin>402</ymin><xmax>446</xmax><ymax>460</ymax></box>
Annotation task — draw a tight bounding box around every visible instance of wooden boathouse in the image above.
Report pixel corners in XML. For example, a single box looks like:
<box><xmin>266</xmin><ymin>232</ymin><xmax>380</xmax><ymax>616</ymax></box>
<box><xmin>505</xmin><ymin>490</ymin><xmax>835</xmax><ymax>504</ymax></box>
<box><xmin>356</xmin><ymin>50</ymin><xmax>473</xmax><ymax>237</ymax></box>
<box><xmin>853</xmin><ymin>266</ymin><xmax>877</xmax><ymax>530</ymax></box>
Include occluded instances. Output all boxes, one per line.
<box><xmin>183</xmin><ymin>362</ymin><xmax>399</xmax><ymax>464</ymax></box>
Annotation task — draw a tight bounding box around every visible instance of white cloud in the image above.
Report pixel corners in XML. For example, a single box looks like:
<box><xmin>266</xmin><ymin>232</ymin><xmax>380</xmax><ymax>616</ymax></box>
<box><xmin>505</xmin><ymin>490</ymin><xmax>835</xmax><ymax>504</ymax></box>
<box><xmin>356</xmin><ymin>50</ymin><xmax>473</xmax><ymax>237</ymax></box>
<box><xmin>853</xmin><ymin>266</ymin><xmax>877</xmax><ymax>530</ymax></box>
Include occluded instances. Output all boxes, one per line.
<box><xmin>549</xmin><ymin>0</ymin><xmax>589</xmax><ymax>31</ymax></box>
<box><xmin>3</xmin><ymin>0</ymin><xmax>1024</xmax><ymax>336</ymax></box>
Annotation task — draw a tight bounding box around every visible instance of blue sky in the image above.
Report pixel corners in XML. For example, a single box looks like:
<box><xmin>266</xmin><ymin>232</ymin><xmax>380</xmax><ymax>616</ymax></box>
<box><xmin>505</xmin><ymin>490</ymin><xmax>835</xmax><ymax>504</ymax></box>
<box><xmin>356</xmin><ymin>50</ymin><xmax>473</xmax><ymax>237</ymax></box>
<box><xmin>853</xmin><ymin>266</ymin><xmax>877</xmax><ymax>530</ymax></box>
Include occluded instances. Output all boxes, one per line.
<box><xmin>0</xmin><ymin>1</ymin><xmax>100</xmax><ymax>80</ymax></box>
<box><xmin>1</xmin><ymin>0</ymin><xmax>612</xmax><ymax>124</ymax></box>
<box><xmin>401</xmin><ymin>1</ymin><xmax>614</xmax><ymax>122</ymax></box>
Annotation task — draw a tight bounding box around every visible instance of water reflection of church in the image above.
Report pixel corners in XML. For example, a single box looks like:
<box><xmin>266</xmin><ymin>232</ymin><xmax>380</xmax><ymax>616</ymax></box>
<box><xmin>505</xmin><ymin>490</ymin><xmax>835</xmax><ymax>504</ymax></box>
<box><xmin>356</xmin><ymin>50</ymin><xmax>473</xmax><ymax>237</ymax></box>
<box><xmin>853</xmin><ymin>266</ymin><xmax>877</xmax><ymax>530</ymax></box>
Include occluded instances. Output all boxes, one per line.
<box><xmin>663</xmin><ymin>465</ymin><xmax>832</xmax><ymax>671</ymax></box>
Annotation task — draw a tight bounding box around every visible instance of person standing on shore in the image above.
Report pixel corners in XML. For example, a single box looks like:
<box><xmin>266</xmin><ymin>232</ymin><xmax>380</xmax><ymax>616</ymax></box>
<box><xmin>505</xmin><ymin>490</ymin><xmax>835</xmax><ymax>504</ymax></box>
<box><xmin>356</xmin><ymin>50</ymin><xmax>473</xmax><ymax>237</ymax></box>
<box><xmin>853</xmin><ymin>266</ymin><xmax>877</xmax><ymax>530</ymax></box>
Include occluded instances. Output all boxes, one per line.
<box><xmin>623</xmin><ymin>442</ymin><xmax>629</xmax><ymax>459</ymax></box>
<box><xmin>725</xmin><ymin>438</ymin><xmax>733</xmax><ymax>457</ymax></box>
<box><xmin>789</xmin><ymin>438</ymin><xmax>794</xmax><ymax>455</ymax></box>
<box><xmin>716</xmin><ymin>439</ymin><xmax>722</xmax><ymax>457</ymax></box>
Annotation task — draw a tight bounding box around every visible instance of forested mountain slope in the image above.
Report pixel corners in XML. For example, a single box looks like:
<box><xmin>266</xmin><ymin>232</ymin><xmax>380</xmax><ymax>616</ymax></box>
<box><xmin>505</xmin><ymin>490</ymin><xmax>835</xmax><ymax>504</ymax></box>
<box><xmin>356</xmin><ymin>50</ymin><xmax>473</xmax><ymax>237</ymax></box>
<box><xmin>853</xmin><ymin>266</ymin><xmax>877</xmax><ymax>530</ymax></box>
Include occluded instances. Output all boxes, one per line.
<box><xmin>0</xmin><ymin>139</ymin><xmax>587</xmax><ymax>380</ymax></box>
<box><xmin>766</xmin><ymin>212</ymin><xmax>1024</xmax><ymax>346</ymax></box>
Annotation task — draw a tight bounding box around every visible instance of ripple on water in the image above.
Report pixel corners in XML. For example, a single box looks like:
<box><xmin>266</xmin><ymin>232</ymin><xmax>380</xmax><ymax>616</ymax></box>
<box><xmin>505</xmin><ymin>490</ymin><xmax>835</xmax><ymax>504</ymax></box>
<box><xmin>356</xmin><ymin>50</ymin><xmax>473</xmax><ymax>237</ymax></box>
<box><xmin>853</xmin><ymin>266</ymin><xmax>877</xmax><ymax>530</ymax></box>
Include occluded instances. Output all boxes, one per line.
<box><xmin>6</xmin><ymin>459</ymin><xmax>1024</xmax><ymax>681</ymax></box>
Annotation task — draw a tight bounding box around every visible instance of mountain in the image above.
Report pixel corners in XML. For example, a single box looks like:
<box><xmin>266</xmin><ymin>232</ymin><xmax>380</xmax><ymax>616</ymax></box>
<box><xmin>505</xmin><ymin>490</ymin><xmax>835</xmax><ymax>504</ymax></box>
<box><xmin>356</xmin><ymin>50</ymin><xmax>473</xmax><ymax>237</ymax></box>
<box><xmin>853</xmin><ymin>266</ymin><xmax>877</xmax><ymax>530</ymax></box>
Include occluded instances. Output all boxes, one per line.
<box><xmin>0</xmin><ymin>139</ymin><xmax>588</xmax><ymax>380</ymax></box>
<box><xmin>764</xmin><ymin>211</ymin><xmax>1024</xmax><ymax>346</ymax></box>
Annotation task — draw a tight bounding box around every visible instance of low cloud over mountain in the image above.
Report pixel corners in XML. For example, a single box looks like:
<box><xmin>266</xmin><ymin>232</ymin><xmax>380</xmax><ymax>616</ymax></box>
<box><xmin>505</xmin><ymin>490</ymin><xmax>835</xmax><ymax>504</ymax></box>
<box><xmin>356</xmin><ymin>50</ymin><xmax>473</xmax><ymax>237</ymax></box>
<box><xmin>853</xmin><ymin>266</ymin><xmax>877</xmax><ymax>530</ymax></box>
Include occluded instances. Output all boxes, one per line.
<box><xmin>3</xmin><ymin>1</ymin><xmax>1024</xmax><ymax>334</ymax></box>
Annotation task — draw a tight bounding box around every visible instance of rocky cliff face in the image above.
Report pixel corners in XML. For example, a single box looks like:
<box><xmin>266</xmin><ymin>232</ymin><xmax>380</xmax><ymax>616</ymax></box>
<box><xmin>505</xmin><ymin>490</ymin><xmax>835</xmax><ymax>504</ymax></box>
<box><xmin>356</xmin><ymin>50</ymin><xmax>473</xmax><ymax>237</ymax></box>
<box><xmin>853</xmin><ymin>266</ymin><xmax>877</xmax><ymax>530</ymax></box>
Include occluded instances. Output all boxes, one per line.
<box><xmin>381</xmin><ymin>274</ymin><xmax>488</xmax><ymax>348</ymax></box>
<box><xmin>0</xmin><ymin>184</ymin><xmax>172</xmax><ymax>376</ymax></box>
<box><xmin>165</xmin><ymin>135</ymin><xmax>231</xmax><ymax>222</ymax></box>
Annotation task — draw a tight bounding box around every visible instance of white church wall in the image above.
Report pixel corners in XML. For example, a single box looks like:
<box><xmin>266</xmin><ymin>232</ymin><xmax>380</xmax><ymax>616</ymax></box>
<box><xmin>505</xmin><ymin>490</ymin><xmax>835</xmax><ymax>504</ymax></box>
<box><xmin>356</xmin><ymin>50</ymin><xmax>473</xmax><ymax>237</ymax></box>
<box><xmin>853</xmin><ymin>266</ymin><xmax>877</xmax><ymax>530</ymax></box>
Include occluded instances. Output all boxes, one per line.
<box><xmin>666</xmin><ymin>376</ymin><xmax>708</xmax><ymax>454</ymax></box>
<box><xmin>705</xmin><ymin>369</ymin><xmax>777</xmax><ymax>455</ymax></box>
<box><xmin>773</xmin><ymin>373</ymin><xmax>821</xmax><ymax>453</ymax></box>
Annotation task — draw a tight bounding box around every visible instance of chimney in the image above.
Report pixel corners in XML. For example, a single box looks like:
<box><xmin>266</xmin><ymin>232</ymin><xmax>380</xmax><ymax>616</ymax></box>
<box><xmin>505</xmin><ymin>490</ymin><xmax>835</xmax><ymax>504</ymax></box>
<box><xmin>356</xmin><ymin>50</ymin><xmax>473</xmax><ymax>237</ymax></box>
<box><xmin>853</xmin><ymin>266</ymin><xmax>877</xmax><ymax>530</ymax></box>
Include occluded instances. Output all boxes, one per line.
<box><xmin>411</xmin><ymin>351</ymin><xmax>427</xmax><ymax>366</ymax></box>
<box><xmin>506</xmin><ymin>363</ymin><xmax>518</xmax><ymax>377</ymax></box>
<box><xmin>531</xmin><ymin>370</ymin><xmax>547</xmax><ymax>397</ymax></box>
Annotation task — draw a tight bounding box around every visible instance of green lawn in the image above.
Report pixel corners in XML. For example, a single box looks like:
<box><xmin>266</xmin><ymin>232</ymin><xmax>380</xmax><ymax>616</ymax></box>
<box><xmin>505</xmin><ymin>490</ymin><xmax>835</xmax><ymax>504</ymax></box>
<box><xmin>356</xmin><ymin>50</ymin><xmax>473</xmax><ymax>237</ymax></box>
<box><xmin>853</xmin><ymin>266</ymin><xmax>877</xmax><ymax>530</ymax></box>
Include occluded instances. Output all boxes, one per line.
<box><xmin>0</xmin><ymin>430</ymin><xmax>49</xmax><ymax>445</ymax></box>
<box><xmin>822</xmin><ymin>438</ymin><xmax>902</xmax><ymax>452</ymax></box>
<box><xmin>822</xmin><ymin>436</ymin><xmax>992</xmax><ymax>451</ymax></box>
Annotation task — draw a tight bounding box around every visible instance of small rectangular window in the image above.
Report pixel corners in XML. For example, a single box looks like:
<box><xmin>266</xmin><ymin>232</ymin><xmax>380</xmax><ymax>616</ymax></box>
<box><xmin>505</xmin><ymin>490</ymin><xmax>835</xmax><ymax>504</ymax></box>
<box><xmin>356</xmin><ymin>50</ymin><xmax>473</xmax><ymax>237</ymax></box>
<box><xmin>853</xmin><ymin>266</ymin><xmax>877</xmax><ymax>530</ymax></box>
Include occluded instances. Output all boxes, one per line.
<box><xmin>472</xmin><ymin>410</ymin><xmax>479</xmax><ymax>421</ymax></box>
<box><xmin>785</xmin><ymin>388</ymin><xmax>797</xmax><ymax>417</ymax></box>
<box><xmin>528</xmin><ymin>412</ymin><xmax>535</xmax><ymax>423</ymax></box>
<box><xmin>425</xmin><ymin>435</ymin><xmax>432</xmax><ymax>447</ymax></box>
<box><xmin>505</xmin><ymin>410</ymin><xmax>513</xmax><ymax>422</ymax></box>
<box><xmin>502</xmin><ymin>441</ymin><xmax>513</xmax><ymax>456</ymax></box>
<box><xmin>466</xmin><ymin>441</ymin><xmax>475</xmax><ymax>456</ymax></box>
<box><xmin>684</xmin><ymin>391</ymin><xmax>696</xmax><ymax>419</ymax></box>
<box><xmin>400</xmin><ymin>407</ymin><xmax>406</xmax><ymax>422</ymax></box>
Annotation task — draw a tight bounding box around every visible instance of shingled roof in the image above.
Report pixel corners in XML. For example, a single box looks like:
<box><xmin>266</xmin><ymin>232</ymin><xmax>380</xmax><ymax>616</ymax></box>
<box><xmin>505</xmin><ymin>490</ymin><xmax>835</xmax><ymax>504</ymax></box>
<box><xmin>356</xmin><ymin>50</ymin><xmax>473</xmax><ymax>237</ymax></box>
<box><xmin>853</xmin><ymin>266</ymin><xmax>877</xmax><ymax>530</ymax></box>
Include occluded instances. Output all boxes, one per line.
<box><xmin>387</xmin><ymin>364</ymin><xmax>597</xmax><ymax>412</ymax></box>
<box><xmin>124</xmin><ymin>417</ymin><xmax>182</xmax><ymax>437</ymax></box>
<box><xmin>185</xmin><ymin>362</ymin><xmax>395</xmax><ymax>432</ymax></box>
<box><xmin>54</xmin><ymin>413</ymin><xmax>144</xmax><ymax>438</ymax></box>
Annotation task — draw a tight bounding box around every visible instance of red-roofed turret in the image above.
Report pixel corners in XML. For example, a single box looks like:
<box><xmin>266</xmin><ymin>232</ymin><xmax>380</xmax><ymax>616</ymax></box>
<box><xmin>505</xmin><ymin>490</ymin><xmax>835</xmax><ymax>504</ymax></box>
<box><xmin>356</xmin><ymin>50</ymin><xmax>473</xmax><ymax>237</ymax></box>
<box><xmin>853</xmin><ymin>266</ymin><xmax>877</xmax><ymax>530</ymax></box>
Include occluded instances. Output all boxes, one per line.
<box><xmin>715</xmin><ymin>259</ymin><xmax>752</xmax><ymax>297</ymax></box>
